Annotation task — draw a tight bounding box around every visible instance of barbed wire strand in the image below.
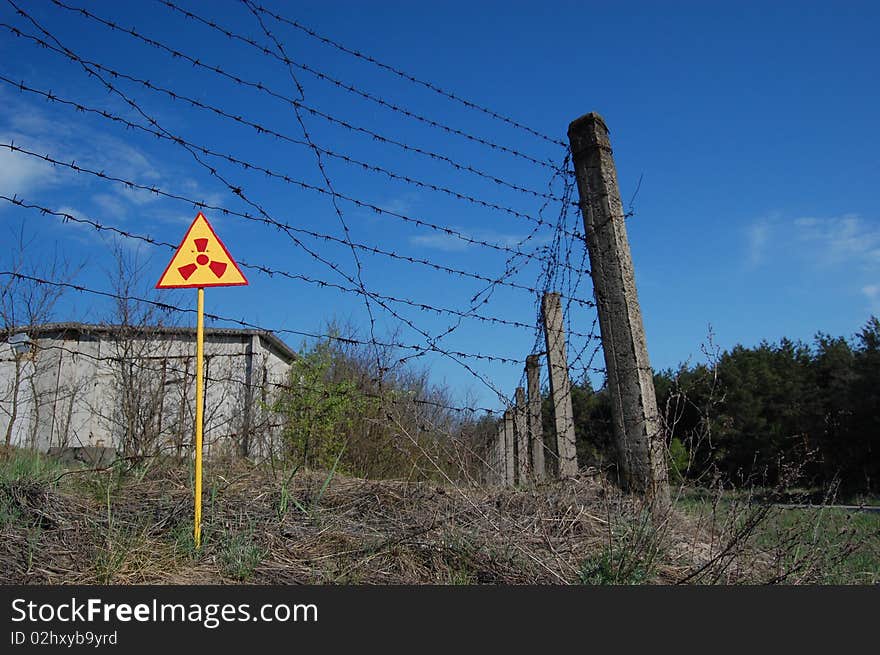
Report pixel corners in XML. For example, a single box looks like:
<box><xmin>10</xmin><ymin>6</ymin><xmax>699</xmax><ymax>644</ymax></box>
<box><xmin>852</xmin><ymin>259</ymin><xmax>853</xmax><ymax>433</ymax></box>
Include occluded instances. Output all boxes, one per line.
<box><xmin>248</xmin><ymin>2</ymin><xmax>567</xmax><ymax>147</ymax></box>
<box><xmin>241</xmin><ymin>0</ymin><xmax>382</xmax><ymax>379</ymax></box>
<box><xmin>44</xmin><ymin>0</ymin><xmax>568</xmax><ymax>202</ymax></box>
<box><xmin>0</xmin><ymin>74</ymin><xmax>589</xmax><ymax>274</ymax></box>
<box><xmin>2</xmin><ymin>1</ymin><xmax>550</xmax><ymax>403</ymax></box>
<box><xmin>0</xmin><ymin>192</ymin><xmax>599</xmax><ymax>338</ymax></box>
<box><xmin>0</xmin><ymin>142</ymin><xmax>594</xmax><ymax>308</ymax></box>
<box><xmin>158</xmin><ymin>0</ymin><xmax>561</xmax><ymax>169</ymax></box>
<box><xmin>0</xmin><ymin>21</ymin><xmax>577</xmax><ymax>227</ymax></box>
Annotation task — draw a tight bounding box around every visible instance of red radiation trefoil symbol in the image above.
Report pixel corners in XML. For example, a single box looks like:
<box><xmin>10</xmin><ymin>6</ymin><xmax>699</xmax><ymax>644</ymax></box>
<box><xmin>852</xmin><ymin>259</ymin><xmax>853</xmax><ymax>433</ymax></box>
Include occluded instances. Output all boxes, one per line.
<box><xmin>177</xmin><ymin>238</ymin><xmax>228</xmax><ymax>281</ymax></box>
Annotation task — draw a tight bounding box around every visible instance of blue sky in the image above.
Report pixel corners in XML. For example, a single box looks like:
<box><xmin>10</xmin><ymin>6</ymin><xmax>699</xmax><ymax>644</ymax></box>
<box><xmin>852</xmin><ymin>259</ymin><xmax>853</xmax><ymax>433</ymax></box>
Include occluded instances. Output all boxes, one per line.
<box><xmin>1</xmin><ymin>0</ymin><xmax>878</xmax><ymax>410</ymax></box>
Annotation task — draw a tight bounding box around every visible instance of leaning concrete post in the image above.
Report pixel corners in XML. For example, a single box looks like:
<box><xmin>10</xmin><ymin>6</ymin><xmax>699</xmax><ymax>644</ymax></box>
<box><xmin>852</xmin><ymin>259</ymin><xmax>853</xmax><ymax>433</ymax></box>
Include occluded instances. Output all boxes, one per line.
<box><xmin>514</xmin><ymin>387</ymin><xmax>529</xmax><ymax>484</ymax></box>
<box><xmin>568</xmin><ymin>112</ymin><xmax>669</xmax><ymax>505</ymax></box>
<box><xmin>541</xmin><ymin>292</ymin><xmax>578</xmax><ymax>477</ymax></box>
<box><xmin>503</xmin><ymin>409</ymin><xmax>516</xmax><ymax>487</ymax></box>
<box><xmin>525</xmin><ymin>355</ymin><xmax>545</xmax><ymax>480</ymax></box>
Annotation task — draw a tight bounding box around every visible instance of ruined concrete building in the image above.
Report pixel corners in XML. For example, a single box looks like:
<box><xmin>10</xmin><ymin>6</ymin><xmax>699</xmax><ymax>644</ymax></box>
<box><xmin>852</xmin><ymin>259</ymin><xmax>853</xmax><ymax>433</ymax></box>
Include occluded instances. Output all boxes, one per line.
<box><xmin>0</xmin><ymin>323</ymin><xmax>295</xmax><ymax>460</ymax></box>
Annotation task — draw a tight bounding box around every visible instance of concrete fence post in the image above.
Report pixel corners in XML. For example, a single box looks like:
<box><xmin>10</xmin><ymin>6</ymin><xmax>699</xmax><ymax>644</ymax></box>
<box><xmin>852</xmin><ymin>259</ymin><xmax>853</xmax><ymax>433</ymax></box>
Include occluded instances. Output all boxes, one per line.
<box><xmin>525</xmin><ymin>355</ymin><xmax>545</xmax><ymax>480</ymax></box>
<box><xmin>542</xmin><ymin>292</ymin><xmax>578</xmax><ymax>477</ymax></box>
<box><xmin>494</xmin><ymin>425</ymin><xmax>503</xmax><ymax>485</ymax></box>
<box><xmin>487</xmin><ymin>427</ymin><xmax>498</xmax><ymax>485</ymax></box>
<box><xmin>503</xmin><ymin>408</ymin><xmax>516</xmax><ymax>488</ymax></box>
<box><xmin>567</xmin><ymin>112</ymin><xmax>669</xmax><ymax>505</ymax></box>
<box><xmin>514</xmin><ymin>387</ymin><xmax>529</xmax><ymax>484</ymax></box>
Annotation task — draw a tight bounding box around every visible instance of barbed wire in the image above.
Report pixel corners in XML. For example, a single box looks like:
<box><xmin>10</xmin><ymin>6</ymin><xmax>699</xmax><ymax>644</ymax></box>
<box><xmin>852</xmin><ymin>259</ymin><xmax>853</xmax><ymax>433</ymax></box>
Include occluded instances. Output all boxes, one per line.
<box><xmin>0</xmin><ymin>1</ymin><xmax>551</xmax><ymax>396</ymax></box>
<box><xmin>0</xmin><ymin>21</ymin><xmax>577</xmax><ymax>227</ymax></box>
<box><xmin>6</xmin><ymin>3</ymin><xmax>588</xmax><ymax>340</ymax></box>
<box><xmin>0</xmin><ymin>340</ymin><xmax>503</xmax><ymax>416</ymax></box>
<box><xmin>242</xmin><ymin>0</ymin><xmax>382</xmax><ymax>379</ymax></box>
<box><xmin>247</xmin><ymin>2</ymin><xmax>567</xmax><ymax>147</ymax></box>
<box><xmin>0</xmin><ymin>191</ymin><xmax>602</xmax><ymax>339</ymax></box>
<box><xmin>0</xmin><ymin>138</ymin><xmax>599</xmax><ymax>338</ymax></box>
<box><xmin>157</xmin><ymin>0</ymin><xmax>561</xmax><ymax>170</ymax></box>
<box><xmin>0</xmin><ymin>143</ymin><xmax>594</xmax><ymax>308</ymax></box>
<box><xmin>42</xmin><ymin>0</ymin><xmax>568</xmax><ymax>203</ymax></box>
<box><xmin>0</xmin><ymin>271</ymin><xmax>529</xmax><ymax>369</ymax></box>
<box><xmin>1</xmin><ymin>0</ymin><xmax>606</xmax><ymax>426</ymax></box>
<box><xmin>0</xmin><ymin>74</ymin><xmax>590</xmax><ymax>274</ymax></box>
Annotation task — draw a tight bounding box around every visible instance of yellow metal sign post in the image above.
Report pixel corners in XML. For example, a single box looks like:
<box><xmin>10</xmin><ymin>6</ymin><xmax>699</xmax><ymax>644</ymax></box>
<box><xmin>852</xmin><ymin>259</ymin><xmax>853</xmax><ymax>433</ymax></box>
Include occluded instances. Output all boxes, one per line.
<box><xmin>156</xmin><ymin>213</ymin><xmax>247</xmax><ymax>548</ymax></box>
<box><xmin>194</xmin><ymin>287</ymin><xmax>204</xmax><ymax>547</ymax></box>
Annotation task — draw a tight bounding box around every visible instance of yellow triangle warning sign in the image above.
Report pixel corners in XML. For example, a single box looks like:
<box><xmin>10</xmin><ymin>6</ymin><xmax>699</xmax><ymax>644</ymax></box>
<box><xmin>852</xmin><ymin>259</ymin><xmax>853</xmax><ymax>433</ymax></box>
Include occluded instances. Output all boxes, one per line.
<box><xmin>156</xmin><ymin>213</ymin><xmax>248</xmax><ymax>288</ymax></box>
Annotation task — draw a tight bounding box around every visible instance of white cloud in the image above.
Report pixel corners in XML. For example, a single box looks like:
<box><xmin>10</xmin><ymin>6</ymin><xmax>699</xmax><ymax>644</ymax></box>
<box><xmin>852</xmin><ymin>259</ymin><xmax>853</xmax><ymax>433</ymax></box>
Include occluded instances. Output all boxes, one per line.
<box><xmin>746</xmin><ymin>212</ymin><xmax>880</xmax><ymax>314</ymax></box>
<box><xmin>378</xmin><ymin>193</ymin><xmax>420</xmax><ymax>215</ymax></box>
<box><xmin>177</xmin><ymin>178</ymin><xmax>227</xmax><ymax>211</ymax></box>
<box><xmin>116</xmin><ymin>186</ymin><xmax>162</xmax><ymax>207</ymax></box>
<box><xmin>89</xmin><ymin>134</ymin><xmax>161</xmax><ymax>183</ymax></box>
<box><xmin>410</xmin><ymin>232</ymin><xmax>472</xmax><ymax>252</ymax></box>
<box><xmin>794</xmin><ymin>214</ymin><xmax>880</xmax><ymax>268</ymax></box>
<box><xmin>744</xmin><ymin>214</ymin><xmax>778</xmax><ymax>267</ymax></box>
<box><xmin>746</xmin><ymin>213</ymin><xmax>880</xmax><ymax>270</ymax></box>
<box><xmin>351</xmin><ymin>192</ymin><xmax>422</xmax><ymax>223</ymax></box>
<box><xmin>410</xmin><ymin>228</ymin><xmax>550</xmax><ymax>252</ymax></box>
<box><xmin>0</xmin><ymin>97</ymin><xmax>163</xmax><ymax>218</ymax></box>
<box><xmin>0</xmin><ymin>142</ymin><xmax>59</xmax><ymax>197</ymax></box>
<box><xmin>863</xmin><ymin>285</ymin><xmax>880</xmax><ymax>313</ymax></box>
<box><xmin>92</xmin><ymin>193</ymin><xmax>127</xmax><ymax>217</ymax></box>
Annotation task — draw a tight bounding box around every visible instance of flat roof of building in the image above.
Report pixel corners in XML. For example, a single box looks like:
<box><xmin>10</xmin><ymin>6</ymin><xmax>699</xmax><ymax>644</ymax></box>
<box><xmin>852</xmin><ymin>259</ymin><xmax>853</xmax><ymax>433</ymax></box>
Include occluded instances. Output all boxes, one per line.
<box><xmin>9</xmin><ymin>322</ymin><xmax>297</xmax><ymax>362</ymax></box>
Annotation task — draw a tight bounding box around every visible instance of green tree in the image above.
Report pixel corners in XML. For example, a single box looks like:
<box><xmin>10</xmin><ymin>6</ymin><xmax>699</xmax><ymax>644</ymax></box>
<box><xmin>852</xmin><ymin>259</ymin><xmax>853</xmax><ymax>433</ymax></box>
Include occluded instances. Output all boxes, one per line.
<box><xmin>808</xmin><ymin>333</ymin><xmax>856</xmax><ymax>487</ymax></box>
<box><xmin>848</xmin><ymin>317</ymin><xmax>880</xmax><ymax>493</ymax></box>
<box><xmin>275</xmin><ymin>339</ymin><xmax>366</xmax><ymax>470</ymax></box>
<box><xmin>709</xmin><ymin>340</ymin><xmax>814</xmax><ymax>485</ymax></box>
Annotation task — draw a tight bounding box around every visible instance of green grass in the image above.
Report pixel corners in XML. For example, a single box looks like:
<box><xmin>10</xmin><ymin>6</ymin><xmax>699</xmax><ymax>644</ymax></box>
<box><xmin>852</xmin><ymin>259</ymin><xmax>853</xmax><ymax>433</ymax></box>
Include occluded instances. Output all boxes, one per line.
<box><xmin>445</xmin><ymin>568</ymin><xmax>477</xmax><ymax>585</ymax></box>
<box><xmin>0</xmin><ymin>486</ymin><xmax>22</xmax><ymax>527</ymax></box>
<box><xmin>218</xmin><ymin>525</ymin><xmax>266</xmax><ymax>582</ymax></box>
<box><xmin>0</xmin><ymin>448</ymin><xmax>66</xmax><ymax>484</ymax></box>
<box><xmin>579</xmin><ymin>547</ymin><xmax>654</xmax><ymax>585</ymax></box>
<box><xmin>93</xmin><ymin>526</ymin><xmax>138</xmax><ymax>584</ymax></box>
<box><xmin>676</xmin><ymin>488</ymin><xmax>880</xmax><ymax>584</ymax></box>
<box><xmin>755</xmin><ymin>507</ymin><xmax>880</xmax><ymax>584</ymax></box>
<box><xmin>0</xmin><ymin>449</ymin><xmax>67</xmax><ymax>529</ymax></box>
<box><xmin>578</xmin><ymin>511</ymin><xmax>664</xmax><ymax>585</ymax></box>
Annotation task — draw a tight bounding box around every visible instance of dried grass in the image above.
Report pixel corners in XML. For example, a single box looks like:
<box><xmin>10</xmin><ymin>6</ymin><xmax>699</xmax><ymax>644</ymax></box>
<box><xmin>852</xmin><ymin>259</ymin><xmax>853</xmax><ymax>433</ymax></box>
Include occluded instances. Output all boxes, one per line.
<box><xmin>0</xmin><ymin>461</ymin><xmax>789</xmax><ymax>585</ymax></box>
